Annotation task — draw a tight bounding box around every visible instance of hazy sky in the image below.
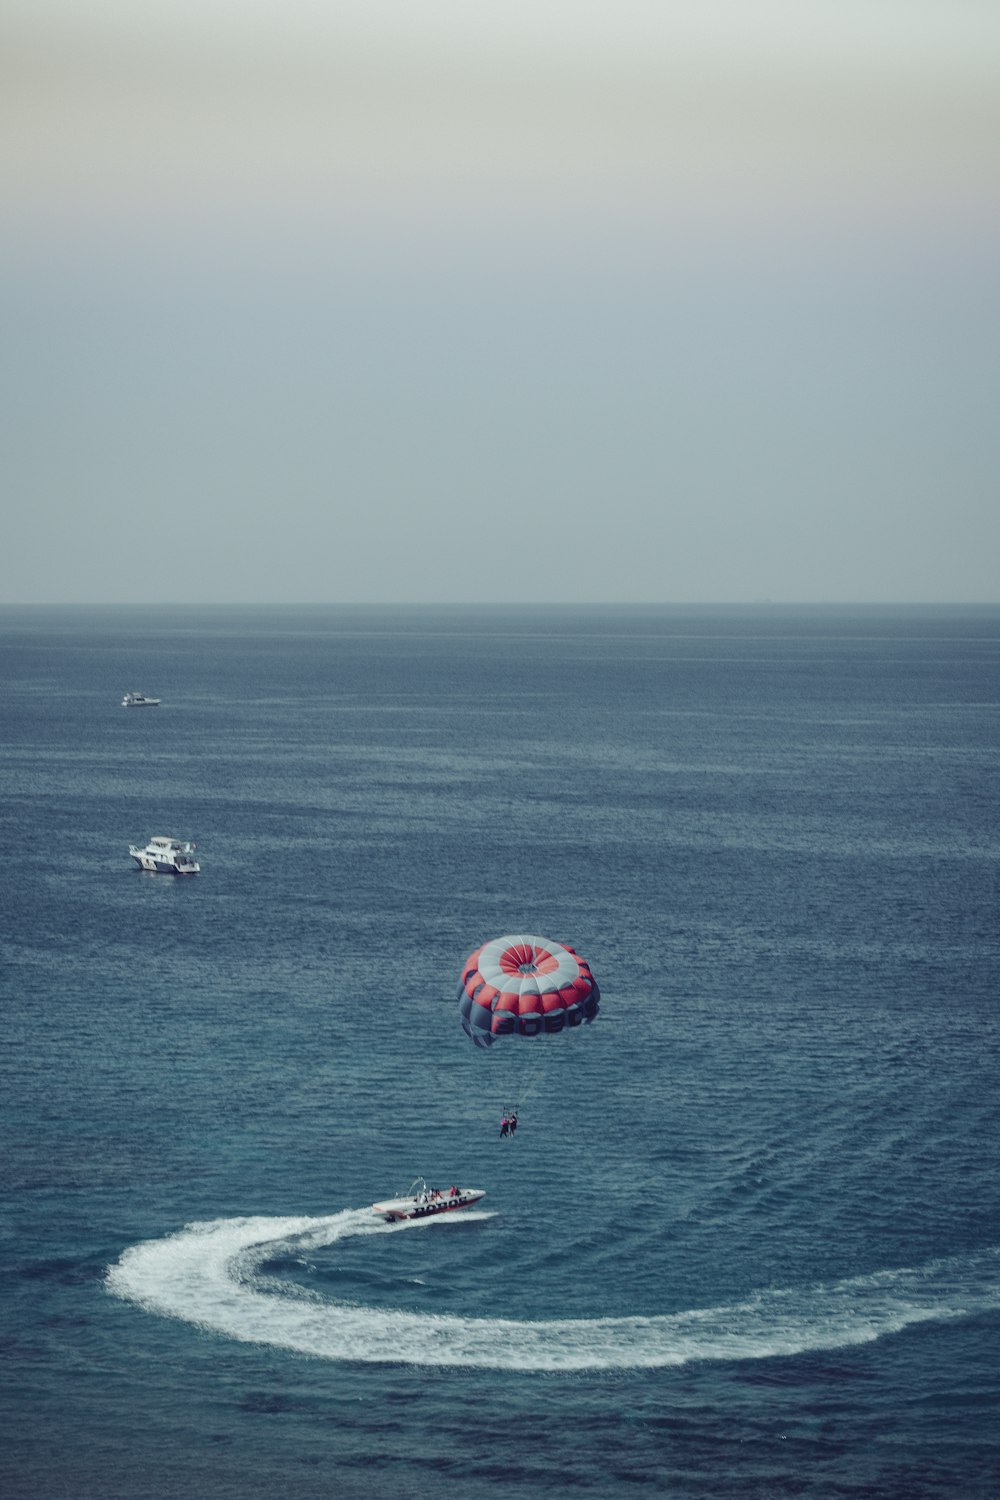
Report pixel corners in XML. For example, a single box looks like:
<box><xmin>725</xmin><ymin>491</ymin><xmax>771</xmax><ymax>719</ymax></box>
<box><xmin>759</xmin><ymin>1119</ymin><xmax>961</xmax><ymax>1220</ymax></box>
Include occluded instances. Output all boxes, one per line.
<box><xmin>3</xmin><ymin>0</ymin><xmax>999</xmax><ymax>603</ymax></box>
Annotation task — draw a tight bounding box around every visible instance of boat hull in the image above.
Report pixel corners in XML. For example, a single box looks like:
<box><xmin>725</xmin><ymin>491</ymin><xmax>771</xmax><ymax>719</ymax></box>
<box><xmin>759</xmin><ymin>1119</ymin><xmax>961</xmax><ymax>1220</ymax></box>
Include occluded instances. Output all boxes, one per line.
<box><xmin>130</xmin><ymin>854</ymin><xmax>198</xmax><ymax>874</ymax></box>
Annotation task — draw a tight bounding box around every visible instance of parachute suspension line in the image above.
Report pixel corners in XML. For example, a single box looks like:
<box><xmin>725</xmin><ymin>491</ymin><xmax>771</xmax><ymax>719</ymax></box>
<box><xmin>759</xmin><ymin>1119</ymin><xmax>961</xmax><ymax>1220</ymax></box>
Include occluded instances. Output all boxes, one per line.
<box><xmin>508</xmin><ymin>1036</ymin><xmax>548</xmax><ymax>1111</ymax></box>
<box><xmin>494</xmin><ymin>1036</ymin><xmax>552</xmax><ymax>1120</ymax></box>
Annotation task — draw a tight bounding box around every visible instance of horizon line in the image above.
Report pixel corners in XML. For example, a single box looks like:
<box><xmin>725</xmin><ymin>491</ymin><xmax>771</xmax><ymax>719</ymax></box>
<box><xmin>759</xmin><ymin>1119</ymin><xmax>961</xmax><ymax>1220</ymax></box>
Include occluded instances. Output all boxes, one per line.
<box><xmin>1</xmin><ymin>600</ymin><xmax>999</xmax><ymax>611</ymax></box>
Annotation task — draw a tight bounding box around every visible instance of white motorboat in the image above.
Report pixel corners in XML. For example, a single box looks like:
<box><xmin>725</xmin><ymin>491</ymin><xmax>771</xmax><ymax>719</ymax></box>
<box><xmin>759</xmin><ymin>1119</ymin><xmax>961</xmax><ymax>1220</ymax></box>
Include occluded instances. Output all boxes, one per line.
<box><xmin>122</xmin><ymin>692</ymin><xmax>161</xmax><ymax>707</ymax></box>
<box><xmin>129</xmin><ymin>836</ymin><xmax>200</xmax><ymax>875</ymax></box>
<box><xmin>372</xmin><ymin>1178</ymin><xmax>485</xmax><ymax>1222</ymax></box>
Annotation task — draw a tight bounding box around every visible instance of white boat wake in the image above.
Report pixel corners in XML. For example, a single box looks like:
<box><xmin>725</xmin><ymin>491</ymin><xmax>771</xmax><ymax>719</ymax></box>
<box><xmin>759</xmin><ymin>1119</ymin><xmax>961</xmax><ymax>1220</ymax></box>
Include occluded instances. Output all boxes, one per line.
<box><xmin>106</xmin><ymin>1210</ymin><xmax>1000</xmax><ymax>1371</ymax></box>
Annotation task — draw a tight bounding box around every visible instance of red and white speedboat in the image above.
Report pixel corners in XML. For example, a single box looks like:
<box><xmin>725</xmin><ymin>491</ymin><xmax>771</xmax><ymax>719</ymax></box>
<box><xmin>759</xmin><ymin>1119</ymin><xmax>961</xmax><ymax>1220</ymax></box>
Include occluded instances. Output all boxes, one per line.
<box><xmin>372</xmin><ymin>1178</ymin><xmax>485</xmax><ymax>1222</ymax></box>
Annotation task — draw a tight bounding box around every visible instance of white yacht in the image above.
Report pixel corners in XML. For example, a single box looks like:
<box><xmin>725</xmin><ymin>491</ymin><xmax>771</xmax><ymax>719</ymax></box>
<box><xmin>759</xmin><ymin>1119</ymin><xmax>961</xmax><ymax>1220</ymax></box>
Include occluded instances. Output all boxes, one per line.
<box><xmin>129</xmin><ymin>837</ymin><xmax>200</xmax><ymax>875</ymax></box>
<box><xmin>122</xmin><ymin>692</ymin><xmax>161</xmax><ymax>707</ymax></box>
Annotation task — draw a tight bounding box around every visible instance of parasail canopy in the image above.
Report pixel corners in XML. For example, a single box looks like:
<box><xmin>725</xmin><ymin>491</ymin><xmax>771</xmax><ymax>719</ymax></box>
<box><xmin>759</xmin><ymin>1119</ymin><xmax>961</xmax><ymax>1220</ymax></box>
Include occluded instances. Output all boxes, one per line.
<box><xmin>459</xmin><ymin>934</ymin><xmax>599</xmax><ymax>1049</ymax></box>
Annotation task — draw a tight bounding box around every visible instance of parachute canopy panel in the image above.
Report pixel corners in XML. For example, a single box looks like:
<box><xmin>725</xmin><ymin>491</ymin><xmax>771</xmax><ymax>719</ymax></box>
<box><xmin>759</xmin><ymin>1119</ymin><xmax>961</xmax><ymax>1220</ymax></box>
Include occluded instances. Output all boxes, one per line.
<box><xmin>459</xmin><ymin>934</ymin><xmax>600</xmax><ymax>1048</ymax></box>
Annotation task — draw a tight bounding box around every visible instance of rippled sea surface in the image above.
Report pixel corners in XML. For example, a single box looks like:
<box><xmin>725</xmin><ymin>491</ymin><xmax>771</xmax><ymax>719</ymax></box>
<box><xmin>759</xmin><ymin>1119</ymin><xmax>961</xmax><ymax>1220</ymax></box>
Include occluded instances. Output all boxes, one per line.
<box><xmin>1</xmin><ymin>604</ymin><xmax>998</xmax><ymax>1499</ymax></box>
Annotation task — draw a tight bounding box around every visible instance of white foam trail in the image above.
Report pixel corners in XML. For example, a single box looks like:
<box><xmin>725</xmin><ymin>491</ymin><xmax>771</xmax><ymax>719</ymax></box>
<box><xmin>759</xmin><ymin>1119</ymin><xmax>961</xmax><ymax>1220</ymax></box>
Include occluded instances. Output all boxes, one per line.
<box><xmin>106</xmin><ymin>1211</ymin><xmax>1000</xmax><ymax>1371</ymax></box>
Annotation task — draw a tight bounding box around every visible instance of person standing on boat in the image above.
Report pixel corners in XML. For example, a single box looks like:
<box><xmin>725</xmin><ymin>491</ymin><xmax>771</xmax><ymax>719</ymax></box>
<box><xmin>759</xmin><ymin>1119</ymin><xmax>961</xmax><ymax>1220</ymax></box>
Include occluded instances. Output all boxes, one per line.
<box><xmin>500</xmin><ymin>1113</ymin><xmax>509</xmax><ymax>1138</ymax></box>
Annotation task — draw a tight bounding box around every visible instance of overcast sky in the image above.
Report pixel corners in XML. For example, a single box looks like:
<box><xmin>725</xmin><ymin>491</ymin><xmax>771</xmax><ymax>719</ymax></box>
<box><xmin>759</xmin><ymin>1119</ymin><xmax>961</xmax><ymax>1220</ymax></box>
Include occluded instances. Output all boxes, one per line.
<box><xmin>2</xmin><ymin>0</ymin><xmax>998</xmax><ymax>604</ymax></box>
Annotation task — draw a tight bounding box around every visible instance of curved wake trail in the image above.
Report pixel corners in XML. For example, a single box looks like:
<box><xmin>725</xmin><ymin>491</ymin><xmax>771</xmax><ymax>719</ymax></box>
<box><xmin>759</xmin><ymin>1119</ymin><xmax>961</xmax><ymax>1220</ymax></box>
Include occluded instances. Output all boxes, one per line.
<box><xmin>107</xmin><ymin>1211</ymin><xmax>1000</xmax><ymax>1371</ymax></box>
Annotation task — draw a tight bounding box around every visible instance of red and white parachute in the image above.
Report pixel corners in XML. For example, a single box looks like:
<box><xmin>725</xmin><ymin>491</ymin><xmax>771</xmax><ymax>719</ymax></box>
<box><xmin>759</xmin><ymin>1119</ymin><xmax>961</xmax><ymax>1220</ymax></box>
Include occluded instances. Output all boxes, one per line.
<box><xmin>458</xmin><ymin>934</ymin><xmax>600</xmax><ymax>1049</ymax></box>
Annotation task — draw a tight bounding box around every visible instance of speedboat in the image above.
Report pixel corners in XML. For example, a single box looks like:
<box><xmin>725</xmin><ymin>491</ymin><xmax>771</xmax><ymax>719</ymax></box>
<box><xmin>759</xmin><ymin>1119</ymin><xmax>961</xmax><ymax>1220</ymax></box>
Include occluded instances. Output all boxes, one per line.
<box><xmin>372</xmin><ymin>1178</ymin><xmax>485</xmax><ymax>1222</ymax></box>
<box><xmin>129</xmin><ymin>836</ymin><xmax>200</xmax><ymax>874</ymax></box>
<box><xmin>122</xmin><ymin>692</ymin><xmax>161</xmax><ymax>707</ymax></box>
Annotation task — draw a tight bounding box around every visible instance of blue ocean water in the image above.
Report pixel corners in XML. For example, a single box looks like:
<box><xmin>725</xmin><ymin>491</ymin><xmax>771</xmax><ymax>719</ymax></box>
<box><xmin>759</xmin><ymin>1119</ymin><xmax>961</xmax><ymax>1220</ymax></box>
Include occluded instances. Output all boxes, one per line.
<box><xmin>1</xmin><ymin>603</ymin><xmax>998</xmax><ymax>1499</ymax></box>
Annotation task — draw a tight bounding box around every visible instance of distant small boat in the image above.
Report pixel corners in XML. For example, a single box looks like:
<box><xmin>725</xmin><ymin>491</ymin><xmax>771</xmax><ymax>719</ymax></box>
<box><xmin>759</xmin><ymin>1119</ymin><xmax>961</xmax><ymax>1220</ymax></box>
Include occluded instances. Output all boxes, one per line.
<box><xmin>372</xmin><ymin>1178</ymin><xmax>485</xmax><ymax>1222</ymax></box>
<box><xmin>129</xmin><ymin>837</ymin><xmax>200</xmax><ymax>875</ymax></box>
<box><xmin>122</xmin><ymin>692</ymin><xmax>161</xmax><ymax>708</ymax></box>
